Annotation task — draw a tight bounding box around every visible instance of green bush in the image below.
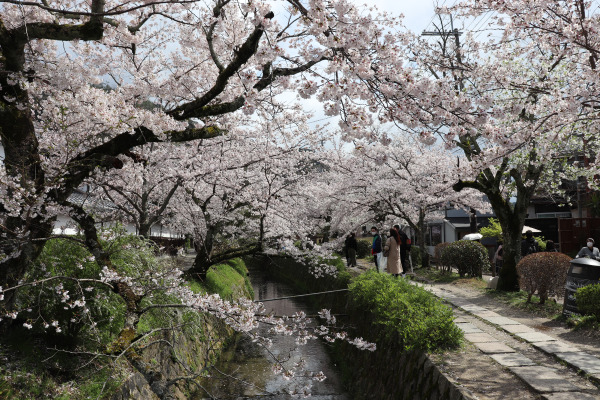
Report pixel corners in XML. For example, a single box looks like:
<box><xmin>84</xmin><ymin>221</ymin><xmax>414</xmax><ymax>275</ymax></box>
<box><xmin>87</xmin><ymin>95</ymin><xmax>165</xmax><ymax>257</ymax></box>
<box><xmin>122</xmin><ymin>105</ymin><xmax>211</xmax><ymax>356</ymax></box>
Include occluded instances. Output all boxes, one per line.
<box><xmin>516</xmin><ymin>252</ymin><xmax>570</xmax><ymax>304</ymax></box>
<box><xmin>348</xmin><ymin>271</ymin><xmax>462</xmax><ymax>352</ymax></box>
<box><xmin>22</xmin><ymin>237</ymin><xmax>126</xmax><ymax>344</ymax></box>
<box><xmin>576</xmin><ymin>283</ymin><xmax>600</xmax><ymax>319</ymax></box>
<box><xmin>440</xmin><ymin>240</ymin><xmax>488</xmax><ymax>278</ymax></box>
<box><xmin>356</xmin><ymin>239</ymin><xmax>372</xmax><ymax>259</ymax></box>
<box><xmin>480</xmin><ymin>218</ymin><xmax>503</xmax><ymax>240</ymax></box>
<box><xmin>410</xmin><ymin>246</ymin><xmax>421</xmax><ymax>268</ymax></box>
<box><xmin>433</xmin><ymin>242</ymin><xmax>451</xmax><ymax>271</ymax></box>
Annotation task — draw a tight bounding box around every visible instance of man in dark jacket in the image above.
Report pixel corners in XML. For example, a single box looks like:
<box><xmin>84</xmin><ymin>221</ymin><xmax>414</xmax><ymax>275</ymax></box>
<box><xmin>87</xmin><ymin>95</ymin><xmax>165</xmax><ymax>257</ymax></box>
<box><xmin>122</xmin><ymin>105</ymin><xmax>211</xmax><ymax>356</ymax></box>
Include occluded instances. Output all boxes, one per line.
<box><xmin>394</xmin><ymin>224</ymin><xmax>410</xmax><ymax>273</ymax></box>
<box><xmin>521</xmin><ymin>230</ymin><xmax>539</xmax><ymax>257</ymax></box>
<box><xmin>371</xmin><ymin>227</ymin><xmax>383</xmax><ymax>271</ymax></box>
<box><xmin>345</xmin><ymin>232</ymin><xmax>358</xmax><ymax>267</ymax></box>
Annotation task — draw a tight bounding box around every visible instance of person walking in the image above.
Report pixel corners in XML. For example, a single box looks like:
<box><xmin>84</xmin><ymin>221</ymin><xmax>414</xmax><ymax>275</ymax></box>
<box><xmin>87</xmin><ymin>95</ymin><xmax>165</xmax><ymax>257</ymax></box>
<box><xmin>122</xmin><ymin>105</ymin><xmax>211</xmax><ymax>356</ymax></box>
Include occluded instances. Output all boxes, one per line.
<box><xmin>345</xmin><ymin>232</ymin><xmax>358</xmax><ymax>267</ymax></box>
<box><xmin>521</xmin><ymin>230</ymin><xmax>539</xmax><ymax>257</ymax></box>
<box><xmin>394</xmin><ymin>224</ymin><xmax>411</xmax><ymax>273</ymax></box>
<box><xmin>384</xmin><ymin>228</ymin><xmax>404</xmax><ymax>277</ymax></box>
<box><xmin>576</xmin><ymin>238</ymin><xmax>600</xmax><ymax>260</ymax></box>
<box><xmin>371</xmin><ymin>227</ymin><xmax>383</xmax><ymax>272</ymax></box>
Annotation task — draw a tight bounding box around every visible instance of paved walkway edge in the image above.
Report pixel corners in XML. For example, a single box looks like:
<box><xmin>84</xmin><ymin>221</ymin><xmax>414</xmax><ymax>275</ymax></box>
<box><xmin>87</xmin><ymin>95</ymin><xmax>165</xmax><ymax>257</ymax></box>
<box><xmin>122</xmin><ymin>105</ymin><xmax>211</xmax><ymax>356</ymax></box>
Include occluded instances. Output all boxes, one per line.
<box><xmin>409</xmin><ymin>280</ymin><xmax>600</xmax><ymax>398</ymax></box>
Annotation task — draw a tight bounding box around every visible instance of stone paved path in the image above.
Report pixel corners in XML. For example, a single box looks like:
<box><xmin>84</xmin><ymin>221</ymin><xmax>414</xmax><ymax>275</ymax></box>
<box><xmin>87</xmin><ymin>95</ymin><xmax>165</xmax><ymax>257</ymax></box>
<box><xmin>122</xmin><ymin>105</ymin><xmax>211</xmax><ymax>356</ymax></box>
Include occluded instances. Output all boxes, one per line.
<box><xmin>417</xmin><ymin>281</ymin><xmax>600</xmax><ymax>399</ymax></box>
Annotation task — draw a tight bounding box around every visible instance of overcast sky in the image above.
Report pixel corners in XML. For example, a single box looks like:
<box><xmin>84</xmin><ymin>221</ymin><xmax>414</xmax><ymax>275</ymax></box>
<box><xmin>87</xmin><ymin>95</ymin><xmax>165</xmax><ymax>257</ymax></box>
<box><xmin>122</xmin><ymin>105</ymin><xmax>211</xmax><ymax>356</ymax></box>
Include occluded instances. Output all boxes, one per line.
<box><xmin>371</xmin><ymin>0</ymin><xmax>439</xmax><ymax>33</ymax></box>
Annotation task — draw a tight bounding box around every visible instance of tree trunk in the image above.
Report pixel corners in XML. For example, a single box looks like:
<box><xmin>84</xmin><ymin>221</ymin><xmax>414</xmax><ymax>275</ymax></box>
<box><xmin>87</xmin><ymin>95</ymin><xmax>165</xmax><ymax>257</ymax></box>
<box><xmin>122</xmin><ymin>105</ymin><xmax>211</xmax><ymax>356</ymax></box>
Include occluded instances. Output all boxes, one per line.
<box><xmin>495</xmin><ymin>207</ymin><xmax>526</xmax><ymax>291</ymax></box>
<box><xmin>138</xmin><ymin>221</ymin><xmax>151</xmax><ymax>238</ymax></box>
<box><xmin>190</xmin><ymin>227</ymin><xmax>216</xmax><ymax>280</ymax></box>
<box><xmin>0</xmin><ymin>41</ymin><xmax>51</xmax><ymax>309</ymax></box>
<box><xmin>417</xmin><ymin>208</ymin><xmax>430</xmax><ymax>269</ymax></box>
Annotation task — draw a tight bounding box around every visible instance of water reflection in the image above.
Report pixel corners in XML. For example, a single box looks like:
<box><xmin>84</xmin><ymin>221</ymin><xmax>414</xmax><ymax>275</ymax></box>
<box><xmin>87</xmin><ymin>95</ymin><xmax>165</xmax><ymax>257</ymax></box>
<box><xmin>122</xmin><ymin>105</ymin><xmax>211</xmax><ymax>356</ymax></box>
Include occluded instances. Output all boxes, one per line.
<box><xmin>194</xmin><ymin>263</ymin><xmax>348</xmax><ymax>399</ymax></box>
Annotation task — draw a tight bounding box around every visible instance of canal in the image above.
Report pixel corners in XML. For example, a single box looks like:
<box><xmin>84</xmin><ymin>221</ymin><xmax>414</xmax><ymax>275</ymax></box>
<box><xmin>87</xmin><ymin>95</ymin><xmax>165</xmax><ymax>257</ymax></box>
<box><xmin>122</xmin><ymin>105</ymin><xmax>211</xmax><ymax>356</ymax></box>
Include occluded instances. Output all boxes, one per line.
<box><xmin>194</xmin><ymin>262</ymin><xmax>348</xmax><ymax>399</ymax></box>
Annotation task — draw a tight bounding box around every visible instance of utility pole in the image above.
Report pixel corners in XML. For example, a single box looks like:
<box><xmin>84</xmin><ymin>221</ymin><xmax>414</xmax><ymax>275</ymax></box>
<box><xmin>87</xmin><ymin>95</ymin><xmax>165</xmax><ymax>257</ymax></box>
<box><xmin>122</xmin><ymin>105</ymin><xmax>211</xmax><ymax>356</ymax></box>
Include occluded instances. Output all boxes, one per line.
<box><xmin>422</xmin><ymin>14</ymin><xmax>464</xmax><ymax>91</ymax></box>
<box><xmin>423</xmin><ymin>16</ymin><xmax>475</xmax><ymax>233</ymax></box>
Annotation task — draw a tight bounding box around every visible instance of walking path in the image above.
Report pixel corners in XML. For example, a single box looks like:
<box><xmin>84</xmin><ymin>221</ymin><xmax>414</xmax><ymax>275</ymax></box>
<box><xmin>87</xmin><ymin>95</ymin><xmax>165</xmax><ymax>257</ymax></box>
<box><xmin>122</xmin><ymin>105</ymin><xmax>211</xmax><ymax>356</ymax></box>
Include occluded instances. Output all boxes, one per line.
<box><xmin>415</xmin><ymin>278</ymin><xmax>600</xmax><ymax>399</ymax></box>
<box><xmin>351</xmin><ymin>258</ymin><xmax>600</xmax><ymax>398</ymax></box>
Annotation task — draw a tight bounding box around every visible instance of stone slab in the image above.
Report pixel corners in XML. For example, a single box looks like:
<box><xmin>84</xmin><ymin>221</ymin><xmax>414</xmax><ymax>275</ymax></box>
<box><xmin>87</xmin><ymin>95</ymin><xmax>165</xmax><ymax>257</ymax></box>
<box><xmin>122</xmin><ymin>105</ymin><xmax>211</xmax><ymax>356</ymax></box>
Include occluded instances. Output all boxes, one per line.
<box><xmin>456</xmin><ymin>323</ymin><xmax>483</xmax><ymax>334</ymax></box>
<box><xmin>454</xmin><ymin>317</ymin><xmax>470</xmax><ymax>323</ymax></box>
<box><xmin>447</xmin><ymin>298</ymin><xmax>471</xmax><ymax>305</ymax></box>
<box><xmin>464</xmin><ymin>333</ymin><xmax>497</xmax><ymax>343</ymax></box>
<box><xmin>501</xmin><ymin>324</ymin><xmax>535</xmax><ymax>334</ymax></box>
<box><xmin>460</xmin><ymin>304</ymin><xmax>488</xmax><ymax>313</ymax></box>
<box><xmin>481</xmin><ymin>316</ymin><xmax>521</xmax><ymax>325</ymax></box>
<box><xmin>533</xmin><ymin>341</ymin><xmax>581</xmax><ymax>354</ymax></box>
<box><xmin>514</xmin><ymin>331</ymin><xmax>557</xmax><ymax>343</ymax></box>
<box><xmin>473</xmin><ymin>341</ymin><xmax>515</xmax><ymax>354</ymax></box>
<box><xmin>542</xmin><ymin>393</ymin><xmax>598</xmax><ymax>400</ymax></box>
<box><xmin>509</xmin><ymin>366</ymin><xmax>579</xmax><ymax>393</ymax></box>
<box><xmin>554</xmin><ymin>352</ymin><xmax>600</xmax><ymax>374</ymax></box>
<box><xmin>490</xmin><ymin>353</ymin><xmax>536</xmax><ymax>367</ymax></box>
<box><xmin>474</xmin><ymin>310</ymin><xmax>502</xmax><ymax>318</ymax></box>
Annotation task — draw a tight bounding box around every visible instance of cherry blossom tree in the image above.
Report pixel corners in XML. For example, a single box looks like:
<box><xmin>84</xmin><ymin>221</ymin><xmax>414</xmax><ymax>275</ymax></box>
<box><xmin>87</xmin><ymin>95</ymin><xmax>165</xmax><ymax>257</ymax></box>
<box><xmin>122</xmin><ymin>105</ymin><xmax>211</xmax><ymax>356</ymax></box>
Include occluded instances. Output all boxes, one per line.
<box><xmin>324</xmin><ymin>3</ymin><xmax>597</xmax><ymax>290</ymax></box>
<box><xmin>321</xmin><ymin>137</ymin><xmax>490</xmax><ymax>267</ymax></box>
<box><xmin>0</xmin><ymin>0</ymin><xmax>403</xmax><ymax>306</ymax></box>
<box><xmin>93</xmin><ymin>143</ymin><xmax>183</xmax><ymax>238</ymax></box>
<box><xmin>169</xmin><ymin>110</ymin><xmax>328</xmax><ymax>278</ymax></box>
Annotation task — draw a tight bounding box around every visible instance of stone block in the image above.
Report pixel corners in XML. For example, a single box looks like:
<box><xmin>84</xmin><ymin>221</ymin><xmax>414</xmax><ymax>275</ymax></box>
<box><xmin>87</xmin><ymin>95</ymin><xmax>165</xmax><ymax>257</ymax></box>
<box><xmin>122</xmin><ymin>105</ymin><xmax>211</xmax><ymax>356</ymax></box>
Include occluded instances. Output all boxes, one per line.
<box><xmin>480</xmin><ymin>316</ymin><xmax>521</xmax><ymax>325</ymax></box>
<box><xmin>509</xmin><ymin>366</ymin><xmax>579</xmax><ymax>393</ymax></box>
<box><xmin>533</xmin><ymin>341</ymin><xmax>581</xmax><ymax>354</ymax></box>
<box><xmin>500</xmin><ymin>324</ymin><xmax>535</xmax><ymax>334</ymax></box>
<box><xmin>476</xmin><ymin>310</ymin><xmax>502</xmax><ymax>317</ymax></box>
<box><xmin>456</xmin><ymin>322</ymin><xmax>483</xmax><ymax>334</ymax></box>
<box><xmin>542</xmin><ymin>394</ymin><xmax>598</xmax><ymax>400</ymax></box>
<box><xmin>490</xmin><ymin>353</ymin><xmax>536</xmax><ymax>367</ymax></box>
<box><xmin>460</xmin><ymin>304</ymin><xmax>488</xmax><ymax>313</ymax></box>
<box><xmin>554</xmin><ymin>351</ymin><xmax>600</xmax><ymax>374</ymax></box>
<box><xmin>473</xmin><ymin>341</ymin><xmax>515</xmax><ymax>354</ymax></box>
<box><xmin>463</xmin><ymin>333</ymin><xmax>497</xmax><ymax>343</ymax></box>
<box><xmin>448</xmin><ymin>298</ymin><xmax>472</xmax><ymax>307</ymax></box>
<box><xmin>514</xmin><ymin>331</ymin><xmax>557</xmax><ymax>343</ymax></box>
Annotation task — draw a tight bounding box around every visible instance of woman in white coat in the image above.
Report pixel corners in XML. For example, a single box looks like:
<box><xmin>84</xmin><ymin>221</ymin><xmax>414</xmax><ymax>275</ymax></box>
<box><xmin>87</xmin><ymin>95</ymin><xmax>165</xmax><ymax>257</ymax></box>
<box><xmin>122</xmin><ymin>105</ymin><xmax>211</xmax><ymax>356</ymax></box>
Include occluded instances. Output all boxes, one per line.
<box><xmin>384</xmin><ymin>228</ymin><xmax>403</xmax><ymax>277</ymax></box>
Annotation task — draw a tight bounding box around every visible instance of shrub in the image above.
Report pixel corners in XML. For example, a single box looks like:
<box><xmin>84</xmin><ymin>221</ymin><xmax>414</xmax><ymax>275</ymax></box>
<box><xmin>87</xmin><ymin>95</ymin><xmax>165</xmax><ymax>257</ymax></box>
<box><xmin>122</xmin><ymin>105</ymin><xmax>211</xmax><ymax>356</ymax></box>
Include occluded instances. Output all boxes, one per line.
<box><xmin>516</xmin><ymin>252</ymin><xmax>571</xmax><ymax>304</ymax></box>
<box><xmin>480</xmin><ymin>218</ymin><xmax>503</xmax><ymax>240</ymax></box>
<box><xmin>440</xmin><ymin>240</ymin><xmax>488</xmax><ymax>278</ymax></box>
<box><xmin>356</xmin><ymin>238</ymin><xmax>372</xmax><ymax>259</ymax></box>
<box><xmin>410</xmin><ymin>246</ymin><xmax>421</xmax><ymax>268</ymax></box>
<box><xmin>433</xmin><ymin>242</ymin><xmax>451</xmax><ymax>271</ymax></box>
<box><xmin>348</xmin><ymin>271</ymin><xmax>462</xmax><ymax>352</ymax></box>
<box><xmin>576</xmin><ymin>283</ymin><xmax>600</xmax><ymax>319</ymax></box>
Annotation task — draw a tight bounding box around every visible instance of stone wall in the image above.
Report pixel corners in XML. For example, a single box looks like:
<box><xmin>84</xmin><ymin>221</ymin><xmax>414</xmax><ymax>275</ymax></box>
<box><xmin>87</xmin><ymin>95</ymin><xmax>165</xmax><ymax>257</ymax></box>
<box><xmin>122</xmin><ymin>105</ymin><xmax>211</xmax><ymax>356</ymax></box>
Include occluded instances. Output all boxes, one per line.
<box><xmin>333</xmin><ymin>339</ymin><xmax>475</xmax><ymax>400</ymax></box>
<box><xmin>111</xmin><ymin>313</ymin><xmax>233</xmax><ymax>400</ymax></box>
<box><xmin>247</xmin><ymin>254</ymin><xmax>475</xmax><ymax>400</ymax></box>
<box><xmin>110</xmin><ymin>259</ymin><xmax>253</xmax><ymax>400</ymax></box>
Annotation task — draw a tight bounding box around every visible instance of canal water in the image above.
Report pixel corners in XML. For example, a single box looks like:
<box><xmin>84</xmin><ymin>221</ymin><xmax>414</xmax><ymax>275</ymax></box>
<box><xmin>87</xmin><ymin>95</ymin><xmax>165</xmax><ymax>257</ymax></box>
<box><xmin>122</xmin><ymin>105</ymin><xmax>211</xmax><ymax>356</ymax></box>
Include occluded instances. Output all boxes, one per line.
<box><xmin>194</xmin><ymin>263</ymin><xmax>348</xmax><ymax>399</ymax></box>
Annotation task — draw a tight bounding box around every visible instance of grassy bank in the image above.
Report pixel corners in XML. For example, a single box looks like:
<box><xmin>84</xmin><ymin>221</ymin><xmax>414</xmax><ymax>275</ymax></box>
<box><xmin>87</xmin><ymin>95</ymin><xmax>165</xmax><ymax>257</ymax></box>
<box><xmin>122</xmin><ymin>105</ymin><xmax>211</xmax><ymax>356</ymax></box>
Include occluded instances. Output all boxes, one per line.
<box><xmin>0</xmin><ymin>234</ymin><xmax>253</xmax><ymax>400</ymax></box>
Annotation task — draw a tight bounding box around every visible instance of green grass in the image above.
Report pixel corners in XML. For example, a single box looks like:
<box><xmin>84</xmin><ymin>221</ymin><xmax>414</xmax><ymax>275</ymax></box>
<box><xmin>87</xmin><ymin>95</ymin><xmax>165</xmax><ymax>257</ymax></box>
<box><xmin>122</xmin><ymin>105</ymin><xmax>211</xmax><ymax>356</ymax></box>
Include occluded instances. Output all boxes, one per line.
<box><xmin>483</xmin><ymin>289</ymin><xmax>563</xmax><ymax>319</ymax></box>
<box><xmin>205</xmin><ymin>263</ymin><xmax>252</xmax><ymax>301</ymax></box>
<box><xmin>564</xmin><ymin>314</ymin><xmax>600</xmax><ymax>331</ymax></box>
<box><xmin>414</xmin><ymin>268</ymin><xmax>464</xmax><ymax>284</ymax></box>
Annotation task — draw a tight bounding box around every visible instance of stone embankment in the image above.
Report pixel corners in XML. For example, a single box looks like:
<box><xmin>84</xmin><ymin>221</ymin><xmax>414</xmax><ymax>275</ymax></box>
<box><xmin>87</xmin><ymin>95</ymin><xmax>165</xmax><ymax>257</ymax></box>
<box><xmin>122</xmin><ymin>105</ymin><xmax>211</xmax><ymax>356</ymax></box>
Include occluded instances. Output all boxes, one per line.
<box><xmin>252</xmin><ymin>255</ymin><xmax>476</xmax><ymax>400</ymax></box>
<box><xmin>111</xmin><ymin>257</ymin><xmax>252</xmax><ymax>400</ymax></box>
